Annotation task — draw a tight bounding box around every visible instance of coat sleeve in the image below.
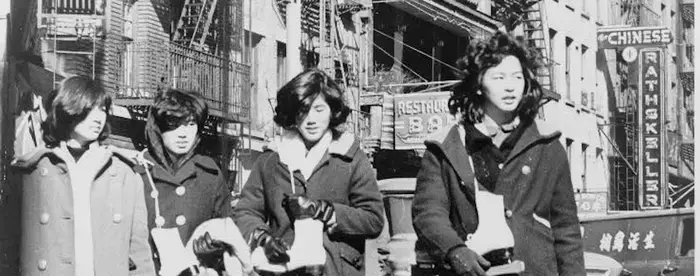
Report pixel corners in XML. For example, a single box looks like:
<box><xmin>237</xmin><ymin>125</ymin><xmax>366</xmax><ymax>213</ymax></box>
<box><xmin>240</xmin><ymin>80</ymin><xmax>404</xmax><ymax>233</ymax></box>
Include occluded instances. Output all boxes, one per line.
<box><xmin>213</xmin><ymin>167</ymin><xmax>235</xmax><ymax>218</ymax></box>
<box><xmin>329</xmin><ymin>152</ymin><xmax>384</xmax><ymax>238</ymax></box>
<box><xmin>128</xmin><ymin>171</ymin><xmax>157</xmax><ymax>276</ymax></box>
<box><xmin>412</xmin><ymin>148</ymin><xmax>465</xmax><ymax>261</ymax></box>
<box><xmin>233</xmin><ymin>153</ymin><xmax>272</xmax><ymax>243</ymax></box>
<box><xmin>549</xmin><ymin>144</ymin><xmax>585</xmax><ymax>275</ymax></box>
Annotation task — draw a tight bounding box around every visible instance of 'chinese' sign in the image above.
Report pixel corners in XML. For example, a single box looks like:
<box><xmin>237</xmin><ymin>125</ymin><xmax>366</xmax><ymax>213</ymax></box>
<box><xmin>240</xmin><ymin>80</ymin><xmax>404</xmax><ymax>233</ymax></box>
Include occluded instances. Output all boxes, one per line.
<box><xmin>393</xmin><ymin>92</ymin><xmax>457</xmax><ymax>150</ymax></box>
<box><xmin>639</xmin><ymin>48</ymin><xmax>665</xmax><ymax>209</ymax></box>
<box><xmin>597</xmin><ymin>26</ymin><xmax>673</xmax><ymax>49</ymax></box>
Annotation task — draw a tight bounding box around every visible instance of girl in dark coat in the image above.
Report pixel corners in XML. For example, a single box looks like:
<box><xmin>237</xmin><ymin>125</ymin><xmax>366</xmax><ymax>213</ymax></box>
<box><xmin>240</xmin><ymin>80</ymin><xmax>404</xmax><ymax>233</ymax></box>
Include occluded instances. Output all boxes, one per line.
<box><xmin>133</xmin><ymin>89</ymin><xmax>246</xmax><ymax>275</ymax></box>
<box><xmin>233</xmin><ymin>69</ymin><xmax>385</xmax><ymax>276</ymax></box>
<box><xmin>412</xmin><ymin>32</ymin><xmax>585</xmax><ymax>276</ymax></box>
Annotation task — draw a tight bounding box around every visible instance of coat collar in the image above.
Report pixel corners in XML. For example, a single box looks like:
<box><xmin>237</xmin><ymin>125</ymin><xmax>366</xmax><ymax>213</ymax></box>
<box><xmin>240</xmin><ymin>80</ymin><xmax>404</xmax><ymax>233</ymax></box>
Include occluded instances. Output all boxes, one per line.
<box><xmin>11</xmin><ymin>143</ymin><xmax>124</xmax><ymax>175</ymax></box>
<box><xmin>142</xmin><ymin>151</ymin><xmax>220</xmax><ymax>186</ymax></box>
<box><xmin>264</xmin><ymin>131</ymin><xmax>358</xmax><ymax>164</ymax></box>
<box><xmin>424</xmin><ymin>120</ymin><xmax>561</xmax><ymax>184</ymax></box>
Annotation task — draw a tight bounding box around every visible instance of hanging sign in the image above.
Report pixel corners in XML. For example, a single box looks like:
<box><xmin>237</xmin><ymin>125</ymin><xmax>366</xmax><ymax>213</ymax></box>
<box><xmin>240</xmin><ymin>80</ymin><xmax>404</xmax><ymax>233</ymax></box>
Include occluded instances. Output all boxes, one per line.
<box><xmin>393</xmin><ymin>92</ymin><xmax>457</xmax><ymax>150</ymax></box>
<box><xmin>597</xmin><ymin>26</ymin><xmax>673</xmax><ymax>49</ymax></box>
<box><xmin>638</xmin><ymin>48</ymin><xmax>665</xmax><ymax>209</ymax></box>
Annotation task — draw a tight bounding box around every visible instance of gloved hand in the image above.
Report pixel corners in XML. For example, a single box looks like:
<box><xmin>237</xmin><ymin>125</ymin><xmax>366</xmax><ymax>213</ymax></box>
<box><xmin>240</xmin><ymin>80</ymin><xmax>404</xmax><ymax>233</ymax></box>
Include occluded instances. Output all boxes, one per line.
<box><xmin>192</xmin><ymin>232</ymin><xmax>233</xmax><ymax>270</ymax></box>
<box><xmin>251</xmin><ymin>228</ymin><xmax>290</xmax><ymax>264</ymax></box>
<box><xmin>446</xmin><ymin>245</ymin><xmax>491</xmax><ymax>276</ymax></box>
<box><xmin>282</xmin><ymin>194</ymin><xmax>335</xmax><ymax>224</ymax></box>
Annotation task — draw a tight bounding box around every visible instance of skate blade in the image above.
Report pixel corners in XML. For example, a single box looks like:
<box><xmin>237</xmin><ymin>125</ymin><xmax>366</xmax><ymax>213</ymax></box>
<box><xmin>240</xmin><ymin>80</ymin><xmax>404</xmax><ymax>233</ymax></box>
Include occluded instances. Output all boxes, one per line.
<box><xmin>485</xmin><ymin>260</ymin><xmax>525</xmax><ymax>276</ymax></box>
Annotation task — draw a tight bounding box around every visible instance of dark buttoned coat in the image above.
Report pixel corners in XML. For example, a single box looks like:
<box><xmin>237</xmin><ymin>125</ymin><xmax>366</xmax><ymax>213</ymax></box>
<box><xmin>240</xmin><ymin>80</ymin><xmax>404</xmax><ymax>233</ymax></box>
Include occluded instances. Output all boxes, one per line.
<box><xmin>234</xmin><ymin>132</ymin><xmax>385</xmax><ymax>276</ymax></box>
<box><xmin>412</xmin><ymin>122</ymin><xmax>585</xmax><ymax>276</ymax></box>
<box><xmin>135</xmin><ymin>152</ymin><xmax>235</xmax><ymax>269</ymax></box>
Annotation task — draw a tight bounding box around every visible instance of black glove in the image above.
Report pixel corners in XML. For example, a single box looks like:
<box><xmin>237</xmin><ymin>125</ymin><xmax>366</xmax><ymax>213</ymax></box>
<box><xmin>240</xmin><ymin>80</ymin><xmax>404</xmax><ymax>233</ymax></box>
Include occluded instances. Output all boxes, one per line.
<box><xmin>192</xmin><ymin>232</ymin><xmax>233</xmax><ymax>270</ymax></box>
<box><xmin>446</xmin><ymin>245</ymin><xmax>491</xmax><ymax>276</ymax></box>
<box><xmin>282</xmin><ymin>194</ymin><xmax>335</xmax><ymax>224</ymax></box>
<box><xmin>251</xmin><ymin>228</ymin><xmax>290</xmax><ymax>264</ymax></box>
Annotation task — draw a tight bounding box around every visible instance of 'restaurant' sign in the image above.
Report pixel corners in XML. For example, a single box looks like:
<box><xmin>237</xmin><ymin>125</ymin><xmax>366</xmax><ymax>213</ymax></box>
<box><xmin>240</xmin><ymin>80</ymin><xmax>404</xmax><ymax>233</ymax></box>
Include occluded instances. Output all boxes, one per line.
<box><xmin>393</xmin><ymin>92</ymin><xmax>457</xmax><ymax>150</ymax></box>
<box><xmin>638</xmin><ymin>48</ymin><xmax>665</xmax><ymax>209</ymax></box>
<box><xmin>597</xmin><ymin>26</ymin><xmax>673</xmax><ymax>49</ymax></box>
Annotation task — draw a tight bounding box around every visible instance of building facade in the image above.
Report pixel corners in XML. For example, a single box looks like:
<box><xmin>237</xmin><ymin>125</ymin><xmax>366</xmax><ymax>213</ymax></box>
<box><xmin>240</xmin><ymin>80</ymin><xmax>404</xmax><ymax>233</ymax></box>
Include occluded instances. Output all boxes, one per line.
<box><xmin>530</xmin><ymin>0</ymin><xmax>612</xmax><ymax>214</ymax></box>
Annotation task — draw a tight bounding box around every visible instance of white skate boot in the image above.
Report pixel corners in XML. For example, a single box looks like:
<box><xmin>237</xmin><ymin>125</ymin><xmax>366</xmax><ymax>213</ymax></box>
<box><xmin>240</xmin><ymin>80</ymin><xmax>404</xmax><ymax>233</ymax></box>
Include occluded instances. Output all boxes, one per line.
<box><xmin>252</xmin><ymin>218</ymin><xmax>326</xmax><ymax>275</ymax></box>
<box><xmin>466</xmin><ymin>157</ymin><xmax>525</xmax><ymax>275</ymax></box>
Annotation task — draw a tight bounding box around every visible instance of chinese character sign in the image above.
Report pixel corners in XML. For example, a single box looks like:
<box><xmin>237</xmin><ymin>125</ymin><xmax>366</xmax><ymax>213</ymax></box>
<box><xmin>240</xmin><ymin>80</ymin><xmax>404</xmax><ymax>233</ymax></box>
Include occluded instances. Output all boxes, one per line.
<box><xmin>393</xmin><ymin>92</ymin><xmax>458</xmax><ymax>150</ymax></box>
<box><xmin>638</xmin><ymin>48</ymin><xmax>665</xmax><ymax>209</ymax></box>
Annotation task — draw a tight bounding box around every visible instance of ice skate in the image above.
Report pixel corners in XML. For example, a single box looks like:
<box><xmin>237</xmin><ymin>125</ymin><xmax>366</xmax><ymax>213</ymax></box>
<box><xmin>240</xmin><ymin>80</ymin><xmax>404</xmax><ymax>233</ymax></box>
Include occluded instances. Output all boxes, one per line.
<box><xmin>252</xmin><ymin>218</ymin><xmax>326</xmax><ymax>275</ymax></box>
<box><xmin>466</xmin><ymin>162</ymin><xmax>525</xmax><ymax>275</ymax></box>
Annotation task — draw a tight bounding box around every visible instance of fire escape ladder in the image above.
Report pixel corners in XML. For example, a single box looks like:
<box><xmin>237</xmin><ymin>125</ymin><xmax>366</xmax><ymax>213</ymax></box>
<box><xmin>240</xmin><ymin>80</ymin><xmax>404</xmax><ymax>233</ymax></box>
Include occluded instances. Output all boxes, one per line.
<box><xmin>624</xmin><ymin>88</ymin><xmax>639</xmax><ymax>210</ymax></box>
<box><xmin>173</xmin><ymin>0</ymin><xmax>218</xmax><ymax>51</ymax></box>
<box><xmin>522</xmin><ymin>2</ymin><xmax>556</xmax><ymax>101</ymax></box>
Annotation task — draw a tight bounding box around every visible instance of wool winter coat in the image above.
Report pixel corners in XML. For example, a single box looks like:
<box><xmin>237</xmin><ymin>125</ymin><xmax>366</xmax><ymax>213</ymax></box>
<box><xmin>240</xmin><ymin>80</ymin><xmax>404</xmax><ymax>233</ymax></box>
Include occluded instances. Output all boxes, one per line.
<box><xmin>234</xmin><ymin>132</ymin><xmax>384</xmax><ymax>276</ymax></box>
<box><xmin>412</xmin><ymin>122</ymin><xmax>585</xmax><ymax>276</ymax></box>
<box><xmin>12</xmin><ymin>145</ymin><xmax>155</xmax><ymax>276</ymax></box>
<box><xmin>134</xmin><ymin>152</ymin><xmax>235</xmax><ymax>268</ymax></box>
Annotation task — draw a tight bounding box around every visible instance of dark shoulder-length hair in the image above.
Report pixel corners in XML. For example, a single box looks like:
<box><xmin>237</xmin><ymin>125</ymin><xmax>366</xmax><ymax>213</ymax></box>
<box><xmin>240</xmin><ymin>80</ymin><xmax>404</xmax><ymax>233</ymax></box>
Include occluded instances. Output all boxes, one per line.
<box><xmin>42</xmin><ymin>76</ymin><xmax>112</xmax><ymax>147</ymax></box>
<box><xmin>150</xmin><ymin>89</ymin><xmax>209</xmax><ymax>132</ymax></box>
<box><xmin>449</xmin><ymin>31</ymin><xmax>543</xmax><ymax>124</ymax></box>
<box><xmin>273</xmin><ymin>68</ymin><xmax>351</xmax><ymax>137</ymax></box>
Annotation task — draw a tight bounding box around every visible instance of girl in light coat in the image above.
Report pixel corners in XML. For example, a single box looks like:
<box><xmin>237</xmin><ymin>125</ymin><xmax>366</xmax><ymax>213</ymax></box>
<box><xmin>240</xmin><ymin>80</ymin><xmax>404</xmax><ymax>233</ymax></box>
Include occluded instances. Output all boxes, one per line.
<box><xmin>13</xmin><ymin>76</ymin><xmax>155</xmax><ymax>276</ymax></box>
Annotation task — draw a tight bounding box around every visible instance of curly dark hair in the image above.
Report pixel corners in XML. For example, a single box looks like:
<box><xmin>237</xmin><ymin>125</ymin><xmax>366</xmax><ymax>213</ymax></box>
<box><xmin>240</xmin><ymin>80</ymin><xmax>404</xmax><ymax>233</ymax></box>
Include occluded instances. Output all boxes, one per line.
<box><xmin>273</xmin><ymin>69</ymin><xmax>351</xmax><ymax>137</ymax></box>
<box><xmin>42</xmin><ymin>76</ymin><xmax>112</xmax><ymax>147</ymax></box>
<box><xmin>449</xmin><ymin>31</ymin><xmax>543</xmax><ymax>124</ymax></box>
<box><xmin>150</xmin><ymin>89</ymin><xmax>209</xmax><ymax>132</ymax></box>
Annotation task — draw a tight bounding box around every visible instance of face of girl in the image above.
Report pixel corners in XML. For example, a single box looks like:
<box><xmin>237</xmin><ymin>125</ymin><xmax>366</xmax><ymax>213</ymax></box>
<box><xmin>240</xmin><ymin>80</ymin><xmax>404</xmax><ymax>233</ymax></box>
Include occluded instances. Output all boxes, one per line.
<box><xmin>481</xmin><ymin>55</ymin><xmax>525</xmax><ymax>120</ymax></box>
<box><xmin>70</xmin><ymin>106</ymin><xmax>107</xmax><ymax>145</ymax></box>
<box><xmin>162</xmin><ymin>120</ymin><xmax>199</xmax><ymax>156</ymax></box>
<box><xmin>296</xmin><ymin>95</ymin><xmax>331</xmax><ymax>146</ymax></box>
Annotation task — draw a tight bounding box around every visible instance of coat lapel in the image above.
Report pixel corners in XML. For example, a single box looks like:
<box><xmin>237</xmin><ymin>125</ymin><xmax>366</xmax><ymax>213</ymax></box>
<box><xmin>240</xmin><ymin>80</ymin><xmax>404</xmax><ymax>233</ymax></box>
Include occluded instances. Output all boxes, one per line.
<box><xmin>425</xmin><ymin>125</ymin><xmax>480</xmax><ymax>193</ymax></box>
<box><xmin>504</xmin><ymin>120</ymin><xmax>561</xmax><ymax>165</ymax></box>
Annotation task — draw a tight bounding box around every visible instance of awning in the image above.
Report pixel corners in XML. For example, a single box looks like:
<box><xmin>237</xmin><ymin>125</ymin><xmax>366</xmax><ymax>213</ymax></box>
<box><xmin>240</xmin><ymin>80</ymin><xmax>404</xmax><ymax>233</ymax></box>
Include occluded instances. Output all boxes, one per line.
<box><xmin>387</xmin><ymin>0</ymin><xmax>501</xmax><ymax>39</ymax></box>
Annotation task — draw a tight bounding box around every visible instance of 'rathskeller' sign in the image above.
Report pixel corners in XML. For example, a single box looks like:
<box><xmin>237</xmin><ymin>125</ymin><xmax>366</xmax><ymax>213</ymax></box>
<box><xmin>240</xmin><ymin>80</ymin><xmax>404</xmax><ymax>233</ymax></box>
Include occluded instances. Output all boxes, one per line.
<box><xmin>638</xmin><ymin>48</ymin><xmax>665</xmax><ymax>209</ymax></box>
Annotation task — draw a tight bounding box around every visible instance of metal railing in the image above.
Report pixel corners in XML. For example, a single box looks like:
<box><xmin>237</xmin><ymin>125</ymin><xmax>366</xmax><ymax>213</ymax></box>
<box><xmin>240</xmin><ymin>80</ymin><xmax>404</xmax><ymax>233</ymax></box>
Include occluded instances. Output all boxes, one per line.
<box><xmin>41</xmin><ymin>0</ymin><xmax>105</xmax><ymax>15</ymax></box>
<box><xmin>115</xmin><ymin>42</ymin><xmax>250</xmax><ymax>122</ymax></box>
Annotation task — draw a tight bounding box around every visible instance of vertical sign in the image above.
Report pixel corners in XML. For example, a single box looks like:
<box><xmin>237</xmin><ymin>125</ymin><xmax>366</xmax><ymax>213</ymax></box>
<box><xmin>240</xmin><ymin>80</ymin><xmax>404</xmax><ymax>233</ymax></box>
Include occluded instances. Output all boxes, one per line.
<box><xmin>638</xmin><ymin>48</ymin><xmax>665</xmax><ymax>209</ymax></box>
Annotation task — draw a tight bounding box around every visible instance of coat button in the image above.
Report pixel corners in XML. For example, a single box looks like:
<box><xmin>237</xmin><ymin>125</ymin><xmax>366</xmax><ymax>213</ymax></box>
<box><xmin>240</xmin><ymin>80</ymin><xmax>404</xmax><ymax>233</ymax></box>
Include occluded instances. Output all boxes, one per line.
<box><xmin>175</xmin><ymin>186</ymin><xmax>186</xmax><ymax>196</ymax></box>
<box><xmin>37</xmin><ymin>259</ymin><xmax>47</xmax><ymax>271</ymax></box>
<box><xmin>505</xmin><ymin>209</ymin><xmax>513</xmax><ymax>218</ymax></box>
<box><xmin>521</xmin><ymin>165</ymin><xmax>531</xmax><ymax>175</ymax></box>
<box><xmin>155</xmin><ymin>216</ymin><xmax>165</xmax><ymax>227</ymax></box>
<box><xmin>40</xmin><ymin>213</ymin><xmax>50</xmax><ymax>225</ymax></box>
<box><xmin>176</xmin><ymin>215</ymin><xmax>186</xmax><ymax>226</ymax></box>
<box><xmin>150</xmin><ymin>190</ymin><xmax>159</xmax><ymax>199</ymax></box>
<box><xmin>113</xmin><ymin>213</ymin><xmax>122</xmax><ymax>224</ymax></box>
<box><xmin>498</xmin><ymin>163</ymin><xmax>504</xmax><ymax>170</ymax></box>
<box><xmin>108</xmin><ymin>167</ymin><xmax>117</xmax><ymax>176</ymax></box>
<box><xmin>39</xmin><ymin>168</ymin><xmax>48</xmax><ymax>176</ymax></box>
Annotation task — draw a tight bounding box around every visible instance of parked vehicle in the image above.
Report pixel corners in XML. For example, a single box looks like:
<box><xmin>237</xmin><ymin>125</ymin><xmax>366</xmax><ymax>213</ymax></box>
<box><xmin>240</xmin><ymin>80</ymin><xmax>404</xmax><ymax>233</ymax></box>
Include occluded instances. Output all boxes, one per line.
<box><xmin>580</xmin><ymin>208</ymin><xmax>694</xmax><ymax>276</ymax></box>
<box><xmin>376</xmin><ymin>178</ymin><xmax>695</xmax><ymax>276</ymax></box>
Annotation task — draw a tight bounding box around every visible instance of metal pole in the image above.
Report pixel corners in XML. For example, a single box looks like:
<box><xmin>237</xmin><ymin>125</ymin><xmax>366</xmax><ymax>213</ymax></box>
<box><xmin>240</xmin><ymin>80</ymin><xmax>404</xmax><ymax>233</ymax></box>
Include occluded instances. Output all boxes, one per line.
<box><xmin>285</xmin><ymin>0</ymin><xmax>302</xmax><ymax>81</ymax></box>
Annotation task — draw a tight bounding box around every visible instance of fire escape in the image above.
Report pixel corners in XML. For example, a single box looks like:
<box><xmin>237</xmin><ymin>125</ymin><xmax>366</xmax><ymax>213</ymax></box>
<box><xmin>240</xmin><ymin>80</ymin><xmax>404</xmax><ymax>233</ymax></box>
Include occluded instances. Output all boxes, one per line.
<box><xmin>492</xmin><ymin>0</ymin><xmax>560</xmax><ymax>106</ymax></box>
<box><xmin>114</xmin><ymin>0</ymin><xmax>250</xmax><ymax>193</ymax></box>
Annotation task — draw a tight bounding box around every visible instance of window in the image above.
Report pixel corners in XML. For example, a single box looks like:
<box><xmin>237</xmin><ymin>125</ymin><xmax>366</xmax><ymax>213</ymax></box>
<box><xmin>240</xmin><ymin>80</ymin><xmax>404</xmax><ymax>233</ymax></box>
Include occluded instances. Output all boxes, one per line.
<box><xmin>581</xmin><ymin>144</ymin><xmax>588</xmax><ymax>191</ymax></box>
<box><xmin>549</xmin><ymin>29</ymin><xmax>558</xmax><ymax>93</ymax></box>
<box><xmin>565</xmin><ymin>37</ymin><xmax>573</xmax><ymax>101</ymax></box>
<box><xmin>581</xmin><ymin>45</ymin><xmax>589</xmax><ymax>106</ymax></box>
<box><xmin>679</xmin><ymin>218</ymin><xmax>694</xmax><ymax>257</ymax></box>
<box><xmin>566</xmin><ymin>139</ymin><xmax>573</xmax><ymax>164</ymax></box>
<box><xmin>276</xmin><ymin>41</ymin><xmax>287</xmax><ymax>89</ymax></box>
